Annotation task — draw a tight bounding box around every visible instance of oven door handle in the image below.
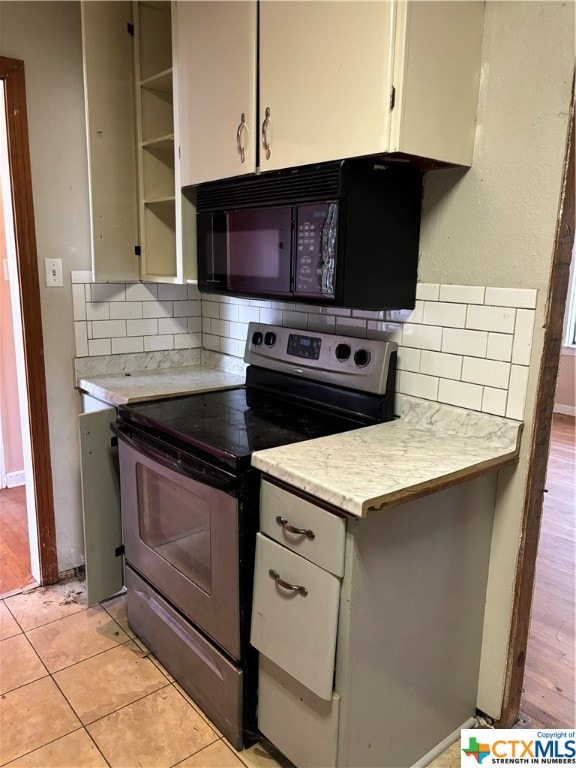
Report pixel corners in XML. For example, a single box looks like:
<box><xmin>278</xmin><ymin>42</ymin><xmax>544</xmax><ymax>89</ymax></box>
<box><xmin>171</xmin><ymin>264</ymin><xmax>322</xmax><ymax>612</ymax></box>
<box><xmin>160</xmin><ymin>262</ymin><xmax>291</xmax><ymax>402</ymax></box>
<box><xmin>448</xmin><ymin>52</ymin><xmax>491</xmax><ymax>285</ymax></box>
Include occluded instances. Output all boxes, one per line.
<box><xmin>111</xmin><ymin>423</ymin><xmax>237</xmax><ymax>494</ymax></box>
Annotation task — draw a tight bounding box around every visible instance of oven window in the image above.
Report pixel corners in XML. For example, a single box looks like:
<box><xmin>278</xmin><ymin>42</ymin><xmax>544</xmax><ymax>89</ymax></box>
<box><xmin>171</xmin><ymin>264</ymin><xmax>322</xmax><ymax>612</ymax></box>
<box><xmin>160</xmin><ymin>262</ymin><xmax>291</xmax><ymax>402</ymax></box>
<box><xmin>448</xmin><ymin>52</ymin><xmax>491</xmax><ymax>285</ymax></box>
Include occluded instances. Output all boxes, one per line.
<box><xmin>136</xmin><ymin>463</ymin><xmax>212</xmax><ymax>594</ymax></box>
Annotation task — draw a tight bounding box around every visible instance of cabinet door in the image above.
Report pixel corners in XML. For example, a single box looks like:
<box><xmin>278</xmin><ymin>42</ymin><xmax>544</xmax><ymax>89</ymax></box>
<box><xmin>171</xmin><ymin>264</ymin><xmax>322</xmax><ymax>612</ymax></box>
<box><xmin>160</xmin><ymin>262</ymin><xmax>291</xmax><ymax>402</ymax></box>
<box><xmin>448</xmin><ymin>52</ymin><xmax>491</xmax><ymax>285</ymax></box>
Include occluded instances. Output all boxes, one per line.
<box><xmin>79</xmin><ymin>407</ymin><xmax>123</xmax><ymax>607</ymax></box>
<box><xmin>81</xmin><ymin>1</ymin><xmax>139</xmax><ymax>281</ymax></box>
<box><xmin>175</xmin><ymin>1</ymin><xmax>257</xmax><ymax>185</ymax></box>
<box><xmin>259</xmin><ymin>1</ymin><xmax>394</xmax><ymax>172</ymax></box>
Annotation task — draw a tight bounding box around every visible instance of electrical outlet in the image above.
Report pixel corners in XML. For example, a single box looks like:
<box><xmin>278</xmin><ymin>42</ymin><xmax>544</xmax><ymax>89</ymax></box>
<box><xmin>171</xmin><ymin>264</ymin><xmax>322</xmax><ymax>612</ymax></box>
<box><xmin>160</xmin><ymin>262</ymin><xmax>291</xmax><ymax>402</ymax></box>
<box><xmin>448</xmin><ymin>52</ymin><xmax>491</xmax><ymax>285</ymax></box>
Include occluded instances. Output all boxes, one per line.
<box><xmin>45</xmin><ymin>258</ymin><xmax>63</xmax><ymax>287</ymax></box>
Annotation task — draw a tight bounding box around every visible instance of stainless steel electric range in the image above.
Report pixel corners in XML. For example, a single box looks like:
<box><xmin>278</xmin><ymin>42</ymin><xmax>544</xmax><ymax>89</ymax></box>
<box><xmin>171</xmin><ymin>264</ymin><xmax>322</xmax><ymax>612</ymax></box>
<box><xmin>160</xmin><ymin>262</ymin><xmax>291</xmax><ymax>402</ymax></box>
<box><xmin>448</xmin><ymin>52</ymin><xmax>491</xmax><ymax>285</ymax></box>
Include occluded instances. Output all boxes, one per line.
<box><xmin>112</xmin><ymin>323</ymin><xmax>397</xmax><ymax>749</ymax></box>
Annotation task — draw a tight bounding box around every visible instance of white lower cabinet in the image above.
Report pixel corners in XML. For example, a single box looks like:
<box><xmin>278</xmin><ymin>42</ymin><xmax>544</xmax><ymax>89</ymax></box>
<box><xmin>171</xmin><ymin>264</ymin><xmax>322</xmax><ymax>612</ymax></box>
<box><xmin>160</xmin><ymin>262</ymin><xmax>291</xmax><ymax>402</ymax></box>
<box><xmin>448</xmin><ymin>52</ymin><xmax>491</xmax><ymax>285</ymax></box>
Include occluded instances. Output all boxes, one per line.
<box><xmin>251</xmin><ymin>475</ymin><xmax>499</xmax><ymax>768</ymax></box>
<box><xmin>259</xmin><ymin>655</ymin><xmax>340</xmax><ymax>768</ymax></box>
<box><xmin>251</xmin><ymin>533</ymin><xmax>340</xmax><ymax>701</ymax></box>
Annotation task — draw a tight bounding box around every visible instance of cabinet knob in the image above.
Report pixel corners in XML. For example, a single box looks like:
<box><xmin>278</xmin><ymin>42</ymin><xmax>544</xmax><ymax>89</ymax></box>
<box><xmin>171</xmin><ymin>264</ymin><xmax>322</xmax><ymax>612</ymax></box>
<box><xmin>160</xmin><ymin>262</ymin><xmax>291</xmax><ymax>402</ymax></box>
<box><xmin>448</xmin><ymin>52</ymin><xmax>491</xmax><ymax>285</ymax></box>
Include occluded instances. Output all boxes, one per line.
<box><xmin>261</xmin><ymin>107</ymin><xmax>271</xmax><ymax>160</ymax></box>
<box><xmin>236</xmin><ymin>112</ymin><xmax>247</xmax><ymax>163</ymax></box>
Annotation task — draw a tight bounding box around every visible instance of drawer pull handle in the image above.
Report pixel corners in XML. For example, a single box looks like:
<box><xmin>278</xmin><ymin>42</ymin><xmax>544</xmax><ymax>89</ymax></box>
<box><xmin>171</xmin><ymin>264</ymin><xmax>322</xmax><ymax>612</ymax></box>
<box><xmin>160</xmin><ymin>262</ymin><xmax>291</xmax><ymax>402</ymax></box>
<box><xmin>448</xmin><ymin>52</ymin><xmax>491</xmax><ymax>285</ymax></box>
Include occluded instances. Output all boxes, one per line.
<box><xmin>269</xmin><ymin>569</ymin><xmax>308</xmax><ymax>597</ymax></box>
<box><xmin>276</xmin><ymin>516</ymin><xmax>316</xmax><ymax>540</ymax></box>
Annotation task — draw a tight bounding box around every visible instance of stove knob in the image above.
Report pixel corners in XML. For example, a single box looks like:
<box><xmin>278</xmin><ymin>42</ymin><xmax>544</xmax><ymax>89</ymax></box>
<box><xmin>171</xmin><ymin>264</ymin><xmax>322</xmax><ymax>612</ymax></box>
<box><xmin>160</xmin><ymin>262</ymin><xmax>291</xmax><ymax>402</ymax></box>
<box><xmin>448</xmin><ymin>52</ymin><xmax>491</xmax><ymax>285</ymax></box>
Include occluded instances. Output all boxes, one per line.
<box><xmin>335</xmin><ymin>343</ymin><xmax>351</xmax><ymax>361</ymax></box>
<box><xmin>264</xmin><ymin>332</ymin><xmax>276</xmax><ymax>346</ymax></box>
<box><xmin>354</xmin><ymin>349</ymin><xmax>371</xmax><ymax>368</ymax></box>
<box><xmin>252</xmin><ymin>331</ymin><xmax>263</xmax><ymax>346</ymax></box>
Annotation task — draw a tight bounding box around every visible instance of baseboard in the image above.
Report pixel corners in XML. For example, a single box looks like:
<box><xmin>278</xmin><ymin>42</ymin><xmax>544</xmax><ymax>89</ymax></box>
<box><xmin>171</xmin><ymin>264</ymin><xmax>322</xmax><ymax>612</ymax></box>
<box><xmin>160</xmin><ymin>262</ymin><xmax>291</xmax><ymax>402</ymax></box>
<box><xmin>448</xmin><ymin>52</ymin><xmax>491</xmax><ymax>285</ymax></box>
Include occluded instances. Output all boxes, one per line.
<box><xmin>553</xmin><ymin>404</ymin><xmax>576</xmax><ymax>417</ymax></box>
<box><xmin>6</xmin><ymin>471</ymin><xmax>25</xmax><ymax>488</ymax></box>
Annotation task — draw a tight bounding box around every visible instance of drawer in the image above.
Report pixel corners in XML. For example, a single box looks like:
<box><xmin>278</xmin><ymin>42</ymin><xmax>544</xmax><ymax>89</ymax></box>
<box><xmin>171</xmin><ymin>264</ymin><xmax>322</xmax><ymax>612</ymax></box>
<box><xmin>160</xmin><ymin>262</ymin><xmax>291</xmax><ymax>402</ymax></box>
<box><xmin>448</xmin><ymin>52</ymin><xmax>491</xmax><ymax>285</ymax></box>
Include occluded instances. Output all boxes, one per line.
<box><xmin>258</xmin><ymin>654</ymin><xmax>339</xmax><ymax>768</ymax></box>
<box><xmin>260</xmin><ymin>480</ymin><xmax>346</xmax><ymax>576</ymax></box>
<box><xmin>250</xmin><ymin>533</ymin><xmax>340</xmax><ymax>700</ymax></box>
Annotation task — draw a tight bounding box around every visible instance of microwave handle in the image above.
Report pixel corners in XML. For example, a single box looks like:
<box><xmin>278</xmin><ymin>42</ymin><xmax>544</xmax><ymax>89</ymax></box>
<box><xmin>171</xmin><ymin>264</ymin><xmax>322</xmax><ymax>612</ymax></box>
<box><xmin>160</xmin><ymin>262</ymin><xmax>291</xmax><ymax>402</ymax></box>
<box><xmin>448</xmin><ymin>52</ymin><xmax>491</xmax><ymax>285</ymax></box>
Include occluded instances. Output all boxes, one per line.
<box><xmin>320</xmin><ymin>203</ymin><xmax>338</xmax><ymax>296</ymax></box>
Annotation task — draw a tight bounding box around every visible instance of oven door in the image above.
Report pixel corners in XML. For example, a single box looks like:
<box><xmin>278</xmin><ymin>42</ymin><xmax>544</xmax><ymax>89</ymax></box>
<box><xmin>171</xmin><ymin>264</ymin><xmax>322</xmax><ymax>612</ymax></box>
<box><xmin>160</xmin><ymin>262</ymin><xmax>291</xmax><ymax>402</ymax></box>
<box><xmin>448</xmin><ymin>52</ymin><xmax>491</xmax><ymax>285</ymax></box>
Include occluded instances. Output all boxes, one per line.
<box><xmin>117</xmin><ymin>434</ymin><xmax>242</xmax><ymax>660</ymax></box>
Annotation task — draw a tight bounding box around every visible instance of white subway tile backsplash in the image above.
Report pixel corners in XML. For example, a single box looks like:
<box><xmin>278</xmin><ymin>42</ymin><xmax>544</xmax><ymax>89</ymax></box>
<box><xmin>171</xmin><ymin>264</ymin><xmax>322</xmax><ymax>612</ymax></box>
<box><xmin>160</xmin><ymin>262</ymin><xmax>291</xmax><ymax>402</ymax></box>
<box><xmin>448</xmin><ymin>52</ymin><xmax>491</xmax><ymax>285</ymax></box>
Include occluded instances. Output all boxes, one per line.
<box><xmin>203</xmin><ymin>301</ymin><xmax>220</xmax><ymax>319</ymax></box>
<box><xmin>482</xmin><ymin>387</ymin><xmax>508</xmax><ymax>417</ymax></box>
<box><xmin>438</xmin><ymin>284</ymin><xmax>485</xmax><ymax>304</ymax></box>
<box><xmin>203</xmin><ymin>333</ymin><xmax>219</xmax><ymax>352</ymax></box>
<box><xmin>71</xmin><ymin>276</ymin><xmax>536</xmax><ymax>420</ymax></box>
<box><xmin>442</xmin><ymin>328</ymin><xmax>488</xmax><ymax>358</ymax></box>
<box><xmin>461</xmin><ymin>357</ymin><xmax>511</xmax><ymax>389</ymax></box>
<box><xmin>158</xmin><ymin>284</ymin><xmax>188</xmax><ymax>301</ymax></box>
<box><xmin>283</xmin><ymin>311</ymin><xmax>307</xmax><ymax>329</ymax></box>
<box><xmin>366</xmin><ymin>321</ymin><xmax>402</xmax><ymax>343</ymax></box>
<box><xmin>307</xmin><ymin>314</ymin><xmax>336</xmax><ymax>332</ymax></box>
<box><xmin>144</xmin><ymin>335</ymin><xmax>174</xmax><ymax>352</ymax></box>
<box><xmin>91</xmin><ymin>319</ymin><xmax>126</xmax><ymax>339</ymax></box>
<box><xmin>175</xmin><ymin>332</ymin><xmax>202</xmax><ymax>349</ymax></box>
<box><xmin>512</xmin><ymin>309</ymin><xmax>535</xmax><ymax>366</ymax></box>
<box><xmin>238</xmin><ymin>305</ymin><xmax>260</xmax><ymax>324</ymax></box>
<box><xmin>401</xmin><ymin>323</ymin><xmax>442</xmax><ymax>351</ymax></box>
<box><xmin>398</xmin><ymin>371</ymin><xmax>439</xmax><ymax>401</ymax></box>
<box><xmin>71</xmin><ymin>270</ymin><xmax>93</xmax><ymax>283</ymax></box>
<box><xmin>159</xmin><ymin>317</ymin><xmax>189</xmax><ymax>335</ymax></box>
<box><xmin>112</xmin><ymin>336</ymin><xmax>144</xmax><ymax>355</ymax></box>
<box><xmin>419</xmin><ymin>350</ymin><xmax>463</xmax><ymax>380</ymax></box>
<box><xmin>109</xmin><ymin>302</ymin><xmax>143</xmax><ymax>320</ymax></box>
<box><xmin>125</xmin><ymin>283</ymin><xmax>158</xmax><ymax>301</ymax></box>
<box><xmin>335</xmin><ymin>317</ymin><xmax>367</xmax><ymax>337</ymax></box>
<box><xmin>174</xmin><ymin>300</ymin><xmax>201</xmax><ymax>317</ymax></box>
<box><xmin>220</xmin><ymin>336</ymin><xmax>245</xmax><ymax>357</ymax></box>
<box><xmin>229</xmin><ymin>321</ymin><xmax>250</xmax><ymax>341</ymax></box>
<box><xmin>86</xmin><ymin>303</ymin><xmax>110</xmax><ymax>321</ymax></box>
<box><xmin>422</xmin><ymin>301</ymin><xmax>467</xmax><ymax>328</ymax></box>
<box><xmin>466</xmin><ymin>304</ymin><xmax>516</xmax><ymax>334</ymax></box>
<box><xmin>397</xmin><ymin>347</ymin><xmax>421</xmax><ymax>373</ymax></box>
<box><xmin>127</xmin><ymin>318</ymin><xmax>158</xmax><ymax>336</ymax></box>
<box><xmin>142</xmin><ymin>301</ymin><xmax>173</xmax><ymax>319</ymax></box>
<box><xmin>438</xmin><ymin>379</ymin><xmax>483</xmax><ymax>410</ymax></box>
<box><xmin>259</xmin><ymin>308</ymin><xmax>283</xmax><ymax>325</ymax></box>
<box><xmin>487</xmin><ymin>332</ymin><xmax>513</xmax><ymax>362</ymax></box>
<box><xmin>74</xmin><ymin>322</ymin><xmax>88</xmax><ymax>357</ymax></box>
<box><xmin>72</xmin><ymin>284</ymin><xmax>86</xmax><ymax>321</ymax></box>
<box><xmin>220</xmin><ymin>303</ymin><xmax>239</xmax><ymax>322</ymax></box>
<box><xmin>485</xmin><ymin>287</ymin><xmax>537</xmax><ymax>309</ymax></box>
<box><xmin>415</xmin><ymin>283</ymin><xmax>440</xmax><ymax>301</ymax></box>
<box><xmin>506</xmin><ymin>365</ymin><xmax>530</xmax><ymax>420</ymax></box>
<box><xmin>91</xmin><ymin>283</ymin><xmax>126</xmax><ymax>302</ymax></box>
<box><xmin>88</xmin><ymin>338</ymin><xmax>111</xmax><ymax>356</ymax></box>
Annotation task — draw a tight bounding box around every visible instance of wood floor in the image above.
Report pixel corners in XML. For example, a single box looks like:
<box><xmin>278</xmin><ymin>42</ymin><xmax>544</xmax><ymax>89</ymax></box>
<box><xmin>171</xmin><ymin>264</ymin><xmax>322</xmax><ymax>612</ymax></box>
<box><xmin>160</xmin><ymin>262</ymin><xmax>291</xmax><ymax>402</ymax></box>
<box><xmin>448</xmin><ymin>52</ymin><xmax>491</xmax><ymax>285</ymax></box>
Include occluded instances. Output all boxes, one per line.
<box><xmin>0</xmin><ymin>484</ymin><xmax>35</xmax><ymax>595</ymax></box>
<box><xmin>519</xmin><ymin>413</ymin><xmax>576</xmax><ymax>727</ymax></box>
<box><xmin>0</xmin><ymin>415</ymin><xmax>574</xmax><ymax>724</ymax></box>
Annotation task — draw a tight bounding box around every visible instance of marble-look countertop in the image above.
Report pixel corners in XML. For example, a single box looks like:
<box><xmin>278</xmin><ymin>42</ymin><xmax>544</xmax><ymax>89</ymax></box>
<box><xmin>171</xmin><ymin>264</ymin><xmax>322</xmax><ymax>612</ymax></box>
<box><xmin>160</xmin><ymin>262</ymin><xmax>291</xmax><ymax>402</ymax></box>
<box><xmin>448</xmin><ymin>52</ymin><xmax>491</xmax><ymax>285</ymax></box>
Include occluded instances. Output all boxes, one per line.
<box><xmin>251</xmin><ymin>395</ymin><xmax>523</xmax><ymax>518</ymax></box>
<box><xmin>78</xmin><ymin>366</ymin><xmax>245</xmax><ymax>406</ymax></box>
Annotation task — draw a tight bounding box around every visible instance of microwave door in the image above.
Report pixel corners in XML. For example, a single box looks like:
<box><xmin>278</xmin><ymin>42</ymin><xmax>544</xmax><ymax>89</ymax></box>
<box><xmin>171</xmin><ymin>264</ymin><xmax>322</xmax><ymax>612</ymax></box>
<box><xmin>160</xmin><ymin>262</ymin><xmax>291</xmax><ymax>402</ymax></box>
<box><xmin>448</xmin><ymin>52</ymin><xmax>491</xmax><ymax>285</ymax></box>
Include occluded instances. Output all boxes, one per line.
<box><xmin>226</xmin><ymin>207</ymin><xmax>292</xmax><ymax>296</ymax></box>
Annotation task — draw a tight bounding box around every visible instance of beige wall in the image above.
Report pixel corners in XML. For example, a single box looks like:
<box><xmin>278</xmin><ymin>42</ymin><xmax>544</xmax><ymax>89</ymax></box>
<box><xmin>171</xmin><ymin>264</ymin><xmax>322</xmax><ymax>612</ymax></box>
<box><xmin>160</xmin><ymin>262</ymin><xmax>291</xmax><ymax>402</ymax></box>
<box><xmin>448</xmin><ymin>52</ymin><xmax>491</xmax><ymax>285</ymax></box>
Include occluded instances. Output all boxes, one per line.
<box><xmin>0</xmin><ymin>1</ymin><xmax>91</xmax><ymax>569</ymax></box>
<box><xmin>419</xmin><ymin>1</ymin><xmax>574</xmax><ymax>717</ymax></box>
<box><xmin>0</xmin><ymin>179</ymin><xmax>24</xmax><ymax>478</ymax></box>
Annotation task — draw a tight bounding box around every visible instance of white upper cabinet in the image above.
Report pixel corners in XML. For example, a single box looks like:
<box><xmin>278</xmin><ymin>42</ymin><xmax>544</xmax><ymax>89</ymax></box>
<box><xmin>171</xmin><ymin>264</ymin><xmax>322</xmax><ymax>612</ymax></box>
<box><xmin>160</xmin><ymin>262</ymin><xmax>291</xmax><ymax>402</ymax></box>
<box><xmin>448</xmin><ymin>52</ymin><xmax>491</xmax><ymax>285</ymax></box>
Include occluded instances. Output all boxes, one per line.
<box><xmin>82</xmin><ymin>1</ymin><xmax>196</xmax><ymax>284</ymax></box>
<box><xmin>258</xmin><ymin>1</ymin><xmax>395</xmax><ymax>173</ymax></box>
<box><xmin>175</xmin><ymin>1</ymin><xmax>257</xmax><ymax>186</ymax></box>
<box><xmin>176</xmin><ymin>0</ymin><xmax>484</xmax><ymax>184</ymax></box>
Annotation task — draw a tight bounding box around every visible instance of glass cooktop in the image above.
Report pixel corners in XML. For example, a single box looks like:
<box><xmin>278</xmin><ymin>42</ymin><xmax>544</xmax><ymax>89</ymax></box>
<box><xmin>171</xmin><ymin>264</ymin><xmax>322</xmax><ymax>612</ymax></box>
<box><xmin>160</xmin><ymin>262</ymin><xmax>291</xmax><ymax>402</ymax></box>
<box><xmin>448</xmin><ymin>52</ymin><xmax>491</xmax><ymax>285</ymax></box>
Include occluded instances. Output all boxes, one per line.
<box><xmin>119</xmin><ymin>386</ymin><xmax>368</xmax><ymax>468</ymax></box>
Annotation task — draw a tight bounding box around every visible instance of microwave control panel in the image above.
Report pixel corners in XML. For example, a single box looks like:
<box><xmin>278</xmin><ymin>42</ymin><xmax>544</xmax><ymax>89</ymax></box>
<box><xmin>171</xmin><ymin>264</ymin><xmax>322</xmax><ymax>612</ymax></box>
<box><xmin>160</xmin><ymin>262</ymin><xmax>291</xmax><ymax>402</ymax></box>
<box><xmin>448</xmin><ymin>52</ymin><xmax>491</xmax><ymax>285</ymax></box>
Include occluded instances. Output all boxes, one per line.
<box><xmin>294</xmin><ymin>202</ymin><xmax>336</xmax><ymax>296</ymax></box>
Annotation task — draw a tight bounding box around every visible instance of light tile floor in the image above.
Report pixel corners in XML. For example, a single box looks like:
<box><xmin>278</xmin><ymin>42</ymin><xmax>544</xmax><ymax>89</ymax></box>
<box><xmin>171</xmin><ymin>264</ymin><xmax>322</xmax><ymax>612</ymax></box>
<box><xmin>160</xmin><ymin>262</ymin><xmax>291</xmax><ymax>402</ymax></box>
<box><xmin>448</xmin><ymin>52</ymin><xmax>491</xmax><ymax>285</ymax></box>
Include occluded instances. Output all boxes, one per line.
<box><xmin>0</xmin><ymin>580</ymin><xmax>458</xmax><ymax>768</ymax></box>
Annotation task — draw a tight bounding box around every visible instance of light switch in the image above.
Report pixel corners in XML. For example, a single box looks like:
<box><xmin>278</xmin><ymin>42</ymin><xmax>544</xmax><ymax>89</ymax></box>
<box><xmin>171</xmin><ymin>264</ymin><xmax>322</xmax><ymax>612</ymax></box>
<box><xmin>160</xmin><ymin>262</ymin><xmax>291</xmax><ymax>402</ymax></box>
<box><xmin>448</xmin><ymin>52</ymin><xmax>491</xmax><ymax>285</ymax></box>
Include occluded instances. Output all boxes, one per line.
<box><xmin>45</xmin><ymin>258</ymin><xmax>63</xmax><ymax>287</ymax></box>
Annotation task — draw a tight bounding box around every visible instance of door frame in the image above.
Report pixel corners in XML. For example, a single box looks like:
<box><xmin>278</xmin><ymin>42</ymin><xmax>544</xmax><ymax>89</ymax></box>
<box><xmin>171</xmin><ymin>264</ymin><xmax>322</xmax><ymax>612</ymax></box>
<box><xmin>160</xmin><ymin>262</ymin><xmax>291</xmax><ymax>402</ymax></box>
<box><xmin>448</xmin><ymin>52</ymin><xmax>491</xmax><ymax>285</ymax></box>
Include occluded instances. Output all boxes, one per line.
<box><xmin>1</xmin><ymin>56</ymin><xmax>58</xmax><ymax>585</ymax></box>
<box><xmin>498</xmin><ymin>95</ymin><xmax>575</xmax><ymax>725</ymax></box>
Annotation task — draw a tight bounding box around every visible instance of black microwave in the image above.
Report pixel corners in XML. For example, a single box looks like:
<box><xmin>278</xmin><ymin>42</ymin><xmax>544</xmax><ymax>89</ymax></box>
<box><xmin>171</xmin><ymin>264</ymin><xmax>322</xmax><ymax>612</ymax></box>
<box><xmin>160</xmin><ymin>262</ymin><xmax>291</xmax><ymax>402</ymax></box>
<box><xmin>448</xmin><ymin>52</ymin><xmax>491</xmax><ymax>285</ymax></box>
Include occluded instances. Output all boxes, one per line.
<box><xmin>191</xmin><ymin>158</ymin><xmax>423</xmax><ymax>310</ymax></box>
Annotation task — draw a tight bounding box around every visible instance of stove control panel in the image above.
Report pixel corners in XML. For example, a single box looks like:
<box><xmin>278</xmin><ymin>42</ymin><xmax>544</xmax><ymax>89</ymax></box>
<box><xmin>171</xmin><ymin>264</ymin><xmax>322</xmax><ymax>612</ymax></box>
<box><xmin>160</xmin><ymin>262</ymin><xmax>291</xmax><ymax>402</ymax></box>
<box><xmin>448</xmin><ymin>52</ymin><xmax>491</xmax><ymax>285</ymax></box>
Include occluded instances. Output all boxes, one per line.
<box><xmin>245</xmin><ymin>323</ymin><xmax>397</xmax><ymax>395</ymax></box>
